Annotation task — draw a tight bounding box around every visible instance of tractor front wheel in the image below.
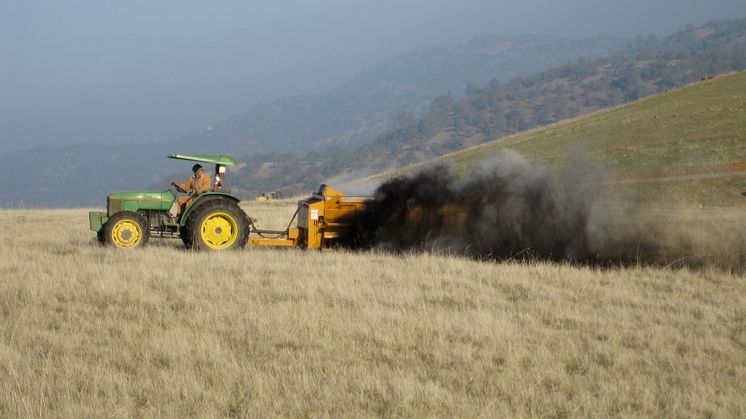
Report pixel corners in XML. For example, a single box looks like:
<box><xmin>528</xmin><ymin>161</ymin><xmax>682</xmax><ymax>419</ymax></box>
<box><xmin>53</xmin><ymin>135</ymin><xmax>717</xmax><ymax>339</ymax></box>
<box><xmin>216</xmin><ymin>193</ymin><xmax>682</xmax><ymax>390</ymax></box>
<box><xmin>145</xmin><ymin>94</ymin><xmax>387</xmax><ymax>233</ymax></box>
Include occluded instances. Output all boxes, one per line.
<box><xmin>103</xmin><ymin>211</ymin><xmax>149</xmax><ymax>248</ymax></box>
<box><xmin>184</xmin><ymin>200</ymin><xmax>249</xmax><ymax>251</ymax></box>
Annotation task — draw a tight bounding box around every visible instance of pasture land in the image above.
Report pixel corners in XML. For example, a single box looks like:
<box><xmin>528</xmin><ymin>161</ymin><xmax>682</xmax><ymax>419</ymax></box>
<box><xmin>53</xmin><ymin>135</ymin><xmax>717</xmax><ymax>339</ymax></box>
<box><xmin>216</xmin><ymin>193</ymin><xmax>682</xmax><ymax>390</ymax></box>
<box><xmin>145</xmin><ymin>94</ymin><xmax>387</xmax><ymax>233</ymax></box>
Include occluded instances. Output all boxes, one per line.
<box><xmin>1</xmin><ymin>200</ymin><xmax>745</xmax><ymax>417</ymax></box>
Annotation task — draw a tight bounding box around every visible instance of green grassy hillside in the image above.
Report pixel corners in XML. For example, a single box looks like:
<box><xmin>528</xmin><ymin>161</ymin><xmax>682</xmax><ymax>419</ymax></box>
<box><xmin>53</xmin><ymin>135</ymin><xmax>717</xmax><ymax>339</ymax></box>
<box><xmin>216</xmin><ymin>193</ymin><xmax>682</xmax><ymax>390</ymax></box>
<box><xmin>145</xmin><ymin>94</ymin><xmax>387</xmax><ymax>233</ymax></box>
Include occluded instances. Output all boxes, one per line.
<box><xmin>392</xmin><ymin>71</ymin><xmax>746</xmax><ymax>207</ymax></box>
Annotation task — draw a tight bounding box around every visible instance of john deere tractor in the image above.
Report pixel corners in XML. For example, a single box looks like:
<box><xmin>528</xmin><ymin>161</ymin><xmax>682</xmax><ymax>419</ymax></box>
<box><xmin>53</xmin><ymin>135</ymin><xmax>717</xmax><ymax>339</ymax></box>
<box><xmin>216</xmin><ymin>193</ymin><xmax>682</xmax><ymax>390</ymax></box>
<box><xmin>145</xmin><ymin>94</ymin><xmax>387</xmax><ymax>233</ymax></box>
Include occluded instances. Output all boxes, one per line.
<box><xmin>89</xmin><ymin>154</ymin><xmax>250</xmax><ymax>250</ymax></box>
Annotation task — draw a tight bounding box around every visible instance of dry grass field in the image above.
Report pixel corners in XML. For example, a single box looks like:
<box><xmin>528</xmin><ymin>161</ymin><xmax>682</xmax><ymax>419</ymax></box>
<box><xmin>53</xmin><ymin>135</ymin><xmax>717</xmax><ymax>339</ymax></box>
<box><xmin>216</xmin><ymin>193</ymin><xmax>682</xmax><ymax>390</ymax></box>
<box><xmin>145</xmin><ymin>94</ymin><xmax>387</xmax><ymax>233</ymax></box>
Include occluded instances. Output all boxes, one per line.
<box><xmin>1</xmin><ymin>200</ymin><xmax>746</xmax><ymax>417</ymax></box>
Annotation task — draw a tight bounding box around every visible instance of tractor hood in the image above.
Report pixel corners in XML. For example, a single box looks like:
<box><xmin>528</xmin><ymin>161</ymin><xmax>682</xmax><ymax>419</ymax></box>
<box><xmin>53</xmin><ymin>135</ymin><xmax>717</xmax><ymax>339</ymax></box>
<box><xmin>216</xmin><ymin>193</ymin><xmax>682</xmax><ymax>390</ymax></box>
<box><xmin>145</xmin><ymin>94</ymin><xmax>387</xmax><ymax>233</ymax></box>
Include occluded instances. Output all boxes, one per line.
<box><xmin>107</xmin><ymin>190</ymin><xmax>176</xmax><ymax>215</ymax></box>
<box><xmin>108</xmin><ymin>190</ymin><xmax>172</xmax><ymax>201</ymax></box>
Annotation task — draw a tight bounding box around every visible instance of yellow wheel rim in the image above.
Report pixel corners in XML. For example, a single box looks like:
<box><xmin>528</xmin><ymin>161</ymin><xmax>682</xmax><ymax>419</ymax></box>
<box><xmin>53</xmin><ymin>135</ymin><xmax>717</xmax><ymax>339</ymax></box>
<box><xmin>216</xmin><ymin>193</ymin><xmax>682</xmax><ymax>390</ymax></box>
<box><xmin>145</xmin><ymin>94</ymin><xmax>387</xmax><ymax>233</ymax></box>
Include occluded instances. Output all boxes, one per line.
<box><xmin>111</xmin><ymin>219</ymin><xmax>142</xmax><ymax>248</ymax></box>
<box><xmin>200</xmin><ymin>212</ymin><xmax>238</xmax><ymax>250</ymax></box>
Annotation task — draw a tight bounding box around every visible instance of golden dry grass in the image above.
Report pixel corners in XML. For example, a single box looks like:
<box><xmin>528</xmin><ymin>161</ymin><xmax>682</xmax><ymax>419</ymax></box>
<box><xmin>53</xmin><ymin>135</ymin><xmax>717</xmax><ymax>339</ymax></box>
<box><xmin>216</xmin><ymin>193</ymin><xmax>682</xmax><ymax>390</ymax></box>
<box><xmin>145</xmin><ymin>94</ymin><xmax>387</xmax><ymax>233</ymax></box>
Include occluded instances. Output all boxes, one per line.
<box><xmin>1</xmin><ymin>202</ymin><xmax>745</xmax><ymax>417</ymax></box>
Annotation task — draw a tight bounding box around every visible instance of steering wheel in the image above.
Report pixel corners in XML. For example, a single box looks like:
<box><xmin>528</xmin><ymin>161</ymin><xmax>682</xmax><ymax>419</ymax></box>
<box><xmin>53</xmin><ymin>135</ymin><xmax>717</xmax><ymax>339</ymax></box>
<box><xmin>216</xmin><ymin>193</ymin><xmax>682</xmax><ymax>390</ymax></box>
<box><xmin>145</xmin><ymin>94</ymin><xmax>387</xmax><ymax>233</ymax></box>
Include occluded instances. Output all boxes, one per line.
<box><xmin>171</xmin><ymin>182</ymin><xmax>187</xmax><ymax>194</ymax></box>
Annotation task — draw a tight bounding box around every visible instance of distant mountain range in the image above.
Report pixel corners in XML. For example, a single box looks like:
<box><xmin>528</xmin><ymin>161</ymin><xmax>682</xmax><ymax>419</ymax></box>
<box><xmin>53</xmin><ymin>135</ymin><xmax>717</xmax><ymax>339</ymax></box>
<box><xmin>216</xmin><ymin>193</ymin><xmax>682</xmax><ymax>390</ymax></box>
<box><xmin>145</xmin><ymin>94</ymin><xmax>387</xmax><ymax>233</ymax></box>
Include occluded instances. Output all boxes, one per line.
<box><xmin>366</xmin><ymin>18</ymin><xmax>746</xmax><ymax>168</ymax></box>
<box><xmin>1</xmin><ymin>33</ymin><xmax>632</xmax><ymax>207</ymax></box>
<box><xmin>7</xmin><ymin>19</ymin><xmax>746</xmax><ymax>207</ymax></box>
<box><xmin>225</xmin><ymin>18</ymin><xmax>746</xmax><ymax>197</ymax></box>
<box><xmin>176</xmin><ymin>34</ymin><xmax>632</xmax><ymax>155</ymax></box>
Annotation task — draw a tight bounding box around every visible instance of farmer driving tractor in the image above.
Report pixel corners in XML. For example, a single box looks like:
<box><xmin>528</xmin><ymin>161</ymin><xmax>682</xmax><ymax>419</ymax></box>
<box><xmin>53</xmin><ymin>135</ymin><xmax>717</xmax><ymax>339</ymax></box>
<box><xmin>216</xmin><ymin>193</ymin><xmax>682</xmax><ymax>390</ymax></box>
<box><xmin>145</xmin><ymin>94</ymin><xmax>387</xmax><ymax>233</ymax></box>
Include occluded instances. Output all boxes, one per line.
<box><xmin>172</xmin><ymin>164</ymin><xmax>212</xmax><ymax>212</ymax></box>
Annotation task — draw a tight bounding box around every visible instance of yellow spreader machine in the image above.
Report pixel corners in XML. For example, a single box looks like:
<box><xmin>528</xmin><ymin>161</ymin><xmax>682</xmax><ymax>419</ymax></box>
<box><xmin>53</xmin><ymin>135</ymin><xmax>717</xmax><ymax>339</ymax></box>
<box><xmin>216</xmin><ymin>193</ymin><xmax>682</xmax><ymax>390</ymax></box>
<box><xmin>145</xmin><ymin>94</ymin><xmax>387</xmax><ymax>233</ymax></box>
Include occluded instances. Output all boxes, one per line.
<box><xmin>248</xmin><ymin>184</ymin><xmax>370</xmax><ymax>249</ymax></box>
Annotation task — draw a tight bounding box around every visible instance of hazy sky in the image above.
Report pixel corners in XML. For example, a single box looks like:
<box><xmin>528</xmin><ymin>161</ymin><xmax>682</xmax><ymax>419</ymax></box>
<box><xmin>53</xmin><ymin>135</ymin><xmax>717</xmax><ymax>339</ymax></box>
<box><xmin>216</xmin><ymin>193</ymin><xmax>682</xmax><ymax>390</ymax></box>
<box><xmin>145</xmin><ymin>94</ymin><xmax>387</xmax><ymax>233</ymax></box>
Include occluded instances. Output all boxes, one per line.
<box><xmin>1</xmin><ymin>0</ymin><xmax>745</xmax><ymax>151</ymax></box>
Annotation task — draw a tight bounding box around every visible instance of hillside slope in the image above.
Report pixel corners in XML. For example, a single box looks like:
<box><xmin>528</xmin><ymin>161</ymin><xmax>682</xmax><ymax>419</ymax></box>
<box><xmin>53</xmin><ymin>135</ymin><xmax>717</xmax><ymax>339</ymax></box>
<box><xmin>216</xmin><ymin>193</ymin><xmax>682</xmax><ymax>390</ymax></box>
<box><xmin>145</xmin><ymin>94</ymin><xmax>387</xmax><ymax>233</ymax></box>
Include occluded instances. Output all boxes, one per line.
<box><xmin>398</xmin><ymin>70</ymin><xmax>746</xmax><ymax>207</ymax></box>
<box><xmin>228</xmin><ymin>18</ymin><xmax>746</xmax><ymax>198</ymax></box>
<box><xmin>369</xmin><ymin>18</ymin><xmax>746</xmax><ymax>169</ymax></box>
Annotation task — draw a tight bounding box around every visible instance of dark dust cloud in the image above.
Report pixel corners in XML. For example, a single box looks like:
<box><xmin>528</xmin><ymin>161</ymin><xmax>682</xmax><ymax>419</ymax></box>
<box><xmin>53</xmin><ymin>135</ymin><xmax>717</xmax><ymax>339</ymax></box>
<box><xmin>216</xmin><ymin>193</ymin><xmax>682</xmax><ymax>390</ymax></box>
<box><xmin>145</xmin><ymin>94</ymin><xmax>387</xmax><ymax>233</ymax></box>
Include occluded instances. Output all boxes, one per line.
<box><xmin>352</xmin><ymin>150</ymin><xmax>746</xmax><ymax>270</ymax></box>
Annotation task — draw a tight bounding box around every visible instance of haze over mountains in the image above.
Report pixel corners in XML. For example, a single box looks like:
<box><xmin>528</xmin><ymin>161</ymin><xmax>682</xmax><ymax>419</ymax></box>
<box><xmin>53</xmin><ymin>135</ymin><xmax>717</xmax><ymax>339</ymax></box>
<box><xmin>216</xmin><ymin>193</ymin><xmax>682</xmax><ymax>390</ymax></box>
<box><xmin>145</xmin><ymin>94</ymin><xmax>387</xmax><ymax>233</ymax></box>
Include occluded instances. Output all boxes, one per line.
<box><xmin>228</xmin><ymin>18</ymin><xmax>746</xmax><ymax>196</ymax></box>
<box><xmin>177</xmin><ymin>35</ymin><xmax>631</xmax><ymax>155</ymax></box>
<box><xmin>0</xmin><ymin>34</ymin><xmax>631</xmax><ymax>207</ymax></box>
<box><xmin>2</xmin><ymin>18</ymin><xmax>746</xmax><ymax>207</ymax></box>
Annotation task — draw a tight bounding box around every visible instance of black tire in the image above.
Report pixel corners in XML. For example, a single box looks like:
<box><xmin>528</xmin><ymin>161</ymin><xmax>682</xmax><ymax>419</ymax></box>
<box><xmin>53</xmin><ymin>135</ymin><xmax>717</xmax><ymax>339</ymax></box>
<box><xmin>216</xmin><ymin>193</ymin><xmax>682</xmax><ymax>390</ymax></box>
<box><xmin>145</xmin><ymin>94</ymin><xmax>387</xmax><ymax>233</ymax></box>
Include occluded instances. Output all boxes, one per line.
<box><xmin>103</xmin><ymin>211</ymin><xmax>149</xmax><ymax>248</ymax></box>
<box><xmin>180</xmin><ymin>228</ymin><xmax>192</xmax><ymax>248</ymax></box>
<box><xmin>96</xmin><ymin>228</ymin><xmax>106</xmax><ymax>245</ymax></box>
<box><xmin>184</xmin><ymin>200</ymin><xmax>249</xmax><ymax>251</ymax></box>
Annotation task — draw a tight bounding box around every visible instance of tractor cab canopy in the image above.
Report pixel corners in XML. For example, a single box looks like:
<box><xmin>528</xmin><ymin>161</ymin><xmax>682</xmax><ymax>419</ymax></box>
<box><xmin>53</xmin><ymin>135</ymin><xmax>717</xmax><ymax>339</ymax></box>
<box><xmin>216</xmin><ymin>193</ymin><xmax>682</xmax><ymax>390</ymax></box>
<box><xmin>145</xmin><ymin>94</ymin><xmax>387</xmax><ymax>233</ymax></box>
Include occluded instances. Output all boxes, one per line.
<box><xmin>168</xmin><ymin>154</ymin><xmax>237</xmax><ymax>167</ymax></box>
<box><xmin>169</xmin><ymin>154</ymin><xmax>237</xmax><ymax>193</ymax></box>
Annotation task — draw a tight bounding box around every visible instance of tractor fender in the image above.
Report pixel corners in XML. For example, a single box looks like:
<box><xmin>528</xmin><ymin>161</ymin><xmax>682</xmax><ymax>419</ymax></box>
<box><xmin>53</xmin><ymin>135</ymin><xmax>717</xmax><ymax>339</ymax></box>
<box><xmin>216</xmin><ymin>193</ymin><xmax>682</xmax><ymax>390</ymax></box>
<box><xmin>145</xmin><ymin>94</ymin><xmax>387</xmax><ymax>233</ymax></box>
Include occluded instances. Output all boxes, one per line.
<box><xmin>179</xmin><ymin>192</ymin><xmax>241</xmax><ymax>226</ymax></box>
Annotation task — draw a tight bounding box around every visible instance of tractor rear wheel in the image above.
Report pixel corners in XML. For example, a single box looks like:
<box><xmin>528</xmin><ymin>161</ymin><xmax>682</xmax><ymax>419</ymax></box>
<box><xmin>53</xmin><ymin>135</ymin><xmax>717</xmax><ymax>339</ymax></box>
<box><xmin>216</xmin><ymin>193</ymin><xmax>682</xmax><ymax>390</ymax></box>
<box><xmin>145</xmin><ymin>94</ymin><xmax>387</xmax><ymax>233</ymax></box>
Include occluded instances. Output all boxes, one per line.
<box><xmin>184</xmin><ymin>200</ymin><xmax>249</xmax><ymax>250</ymax></box>
<box><xmin>103</xmin><ymin>211</ymin><xmax>149</xmax><ymax>248</ymax></box>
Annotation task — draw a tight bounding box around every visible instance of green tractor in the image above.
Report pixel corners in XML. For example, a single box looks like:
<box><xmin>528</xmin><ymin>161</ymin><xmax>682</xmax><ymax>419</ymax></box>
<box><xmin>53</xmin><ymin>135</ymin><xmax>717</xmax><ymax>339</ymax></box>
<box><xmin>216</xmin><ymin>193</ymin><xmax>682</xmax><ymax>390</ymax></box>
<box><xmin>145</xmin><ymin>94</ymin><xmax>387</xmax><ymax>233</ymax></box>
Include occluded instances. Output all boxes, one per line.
<box><xmin>89</xmin><ymin>154</ymin><xmax>250</xmax><ymax>250</ymax></box>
